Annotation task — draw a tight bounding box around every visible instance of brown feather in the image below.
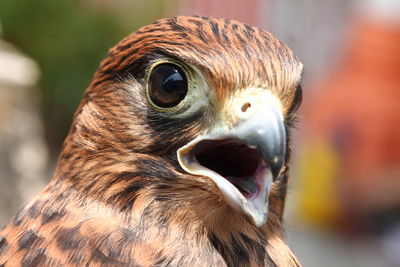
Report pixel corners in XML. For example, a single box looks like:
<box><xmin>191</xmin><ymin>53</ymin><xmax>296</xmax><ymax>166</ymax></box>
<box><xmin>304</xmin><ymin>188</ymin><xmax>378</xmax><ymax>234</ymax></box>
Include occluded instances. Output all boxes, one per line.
<box><xmin>0</xmin><ymin>16</ymin><xmax>302</xmax><ymax>266</ymax></box>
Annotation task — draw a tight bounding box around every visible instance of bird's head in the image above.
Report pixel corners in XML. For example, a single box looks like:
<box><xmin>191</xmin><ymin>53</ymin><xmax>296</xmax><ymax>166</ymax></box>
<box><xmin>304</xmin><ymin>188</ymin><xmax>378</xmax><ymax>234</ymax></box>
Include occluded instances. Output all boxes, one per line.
<box><xmin>60</xmin><ymin>16</ymin><xmax>302</xmax><ymax>227</ymax></box>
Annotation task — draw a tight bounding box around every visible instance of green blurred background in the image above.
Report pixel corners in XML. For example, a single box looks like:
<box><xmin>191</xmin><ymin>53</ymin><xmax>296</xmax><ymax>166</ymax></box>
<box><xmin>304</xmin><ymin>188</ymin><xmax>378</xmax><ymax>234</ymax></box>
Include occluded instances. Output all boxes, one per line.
<box><xmin>0</xmin><ymin>0</ymin><xmax>169</xmax><ymax>156</ymax></box>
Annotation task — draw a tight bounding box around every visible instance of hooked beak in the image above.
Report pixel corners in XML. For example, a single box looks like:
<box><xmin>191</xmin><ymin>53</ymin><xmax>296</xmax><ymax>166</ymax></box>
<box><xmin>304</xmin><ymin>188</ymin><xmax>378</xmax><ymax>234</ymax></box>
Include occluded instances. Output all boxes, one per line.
<box><xmin>177</xmin><ymin>89</ymin><xmax>286</xmax><ymax>227</ymax></box>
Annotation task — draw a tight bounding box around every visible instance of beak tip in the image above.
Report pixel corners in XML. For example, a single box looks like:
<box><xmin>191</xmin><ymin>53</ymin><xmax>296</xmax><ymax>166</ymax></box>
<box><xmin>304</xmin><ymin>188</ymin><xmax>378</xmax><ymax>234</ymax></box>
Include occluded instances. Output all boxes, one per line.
<box><xmin>269</xmin><ymin>156</ymin><xmax>285</xmax><ymax>178</ymax></box>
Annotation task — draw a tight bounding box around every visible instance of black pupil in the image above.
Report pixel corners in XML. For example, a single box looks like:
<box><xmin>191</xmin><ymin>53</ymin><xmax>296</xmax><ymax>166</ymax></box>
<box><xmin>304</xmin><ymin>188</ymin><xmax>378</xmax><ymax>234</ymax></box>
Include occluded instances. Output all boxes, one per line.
<box><xmin>149</xmin><ymin>64</ymin><xmax>188</xmax><ymax>108</ymax></box>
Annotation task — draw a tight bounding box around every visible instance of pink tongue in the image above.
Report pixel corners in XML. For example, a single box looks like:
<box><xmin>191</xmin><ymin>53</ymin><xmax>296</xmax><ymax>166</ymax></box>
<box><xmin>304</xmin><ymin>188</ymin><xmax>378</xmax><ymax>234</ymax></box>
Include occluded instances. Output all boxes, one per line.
<box><xmin>226</xmin><ymin>176</ymin><xmax>257</xmax><ymax>196</ymax></box>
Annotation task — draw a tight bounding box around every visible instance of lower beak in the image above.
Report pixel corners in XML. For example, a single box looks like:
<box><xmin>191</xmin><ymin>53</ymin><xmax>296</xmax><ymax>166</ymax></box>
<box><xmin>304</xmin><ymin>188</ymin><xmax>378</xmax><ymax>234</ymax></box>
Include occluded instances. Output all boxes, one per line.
<box><xmin>177</xmin><ymin>90</ymin><xmax>286</xmax><ymax>227</ymax></box>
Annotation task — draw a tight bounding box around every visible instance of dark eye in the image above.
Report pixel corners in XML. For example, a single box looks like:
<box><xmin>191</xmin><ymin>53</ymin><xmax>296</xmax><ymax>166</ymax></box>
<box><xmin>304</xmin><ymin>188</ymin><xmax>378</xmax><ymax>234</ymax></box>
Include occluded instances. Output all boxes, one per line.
<box><xmin>148</xmin><ymin>63</ymin><xmax>188</xmax><ymax>108</ymax></box>
<box><xmin>287</xmin><ymin>84</ymin><xmax>302</xmax><ymax>118</ymax></box>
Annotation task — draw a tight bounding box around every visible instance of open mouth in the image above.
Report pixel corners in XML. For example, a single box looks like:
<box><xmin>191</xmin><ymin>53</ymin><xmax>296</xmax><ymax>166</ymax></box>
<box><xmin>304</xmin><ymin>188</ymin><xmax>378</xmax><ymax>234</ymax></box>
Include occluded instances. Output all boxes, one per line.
<box><xmin>178</xmin><ymin>135</ymin><xmax>273</xmax><ymax>226</ymax></box>
<box><xmin>176</xmin><ymin>89</ymin><xmax>285</xmax><ymax>227</ymax></box>
<box><xmin>181</xmin><ymin>139</ymin><xmax>268</xmax><ymax>199</ymax></box>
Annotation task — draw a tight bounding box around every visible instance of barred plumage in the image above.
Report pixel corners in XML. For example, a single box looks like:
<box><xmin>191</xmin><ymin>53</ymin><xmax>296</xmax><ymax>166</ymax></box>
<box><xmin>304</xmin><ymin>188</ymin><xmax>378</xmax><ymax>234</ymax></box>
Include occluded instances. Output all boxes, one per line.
<box><xmin>0</xmin><ymin>16</ymin><xmax>302</xmax><ymax>266</ymax></box>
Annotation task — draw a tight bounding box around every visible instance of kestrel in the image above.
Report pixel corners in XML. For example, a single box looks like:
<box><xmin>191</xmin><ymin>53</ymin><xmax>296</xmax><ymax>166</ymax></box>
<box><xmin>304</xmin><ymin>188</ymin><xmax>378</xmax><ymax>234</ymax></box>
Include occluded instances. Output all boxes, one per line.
<box><xmin>0</xmin><ymin>16</ymin><xmax>303</xmax><ymax>266</ymax></box>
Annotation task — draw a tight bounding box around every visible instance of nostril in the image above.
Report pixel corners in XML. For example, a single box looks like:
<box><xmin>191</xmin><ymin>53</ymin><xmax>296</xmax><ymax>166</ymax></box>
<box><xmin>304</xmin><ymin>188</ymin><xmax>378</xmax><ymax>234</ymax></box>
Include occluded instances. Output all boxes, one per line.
<box><xmin>241</xmin><ymin>102</ymin><xmax>251</xmax><ymax>112</ymax></box>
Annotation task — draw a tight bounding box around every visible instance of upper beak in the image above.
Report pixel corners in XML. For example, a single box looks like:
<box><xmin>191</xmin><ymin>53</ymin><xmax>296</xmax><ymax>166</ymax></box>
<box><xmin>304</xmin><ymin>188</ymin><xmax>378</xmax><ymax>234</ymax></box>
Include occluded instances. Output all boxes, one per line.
<box><xmin>177</xmin><ymin>89</ymin><xmax>286</xmax><ymax>226</ymax></box>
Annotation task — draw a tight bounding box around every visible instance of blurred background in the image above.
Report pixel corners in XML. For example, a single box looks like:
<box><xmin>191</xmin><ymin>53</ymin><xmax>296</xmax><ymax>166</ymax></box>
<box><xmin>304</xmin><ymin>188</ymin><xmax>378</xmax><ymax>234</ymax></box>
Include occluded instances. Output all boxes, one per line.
<box><xmin>1</xmin><ymin>0</ymin><xmax>399</xmax><ymax>266</ymax></box>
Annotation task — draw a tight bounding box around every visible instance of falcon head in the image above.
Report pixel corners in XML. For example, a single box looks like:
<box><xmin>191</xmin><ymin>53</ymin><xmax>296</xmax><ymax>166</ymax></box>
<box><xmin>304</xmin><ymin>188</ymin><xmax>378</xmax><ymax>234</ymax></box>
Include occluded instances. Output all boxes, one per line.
<box><xmin>62</xmin><ymin>16</ymin><xmax>302</xmax><ymax>228</ymax></box>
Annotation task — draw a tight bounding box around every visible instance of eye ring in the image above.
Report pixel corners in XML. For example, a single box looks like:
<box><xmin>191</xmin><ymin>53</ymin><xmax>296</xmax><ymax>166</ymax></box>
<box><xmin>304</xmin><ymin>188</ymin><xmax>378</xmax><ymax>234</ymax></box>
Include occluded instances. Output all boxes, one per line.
<box><xmin>147</xmin><ymin>63</ymin><xmax>188</xmax><ymax>109</ymax></box>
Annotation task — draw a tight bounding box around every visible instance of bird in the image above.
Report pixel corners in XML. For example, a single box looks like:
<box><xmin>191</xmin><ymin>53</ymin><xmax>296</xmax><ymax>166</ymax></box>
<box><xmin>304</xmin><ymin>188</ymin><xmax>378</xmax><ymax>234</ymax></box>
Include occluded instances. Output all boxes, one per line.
<box><xmin>0</xmin><ymin>16</ymin><xmax>303</xmax><ymax>266</ymax></box>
